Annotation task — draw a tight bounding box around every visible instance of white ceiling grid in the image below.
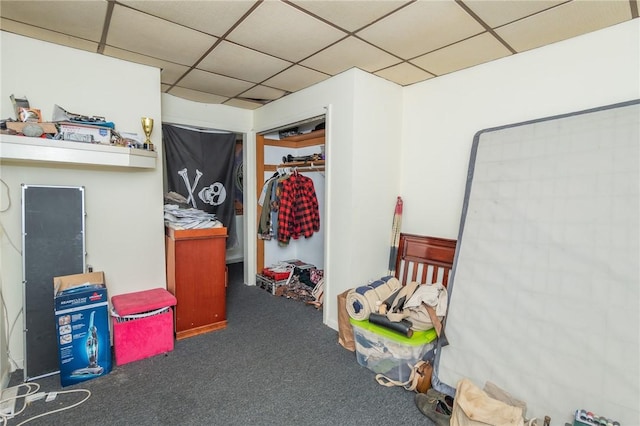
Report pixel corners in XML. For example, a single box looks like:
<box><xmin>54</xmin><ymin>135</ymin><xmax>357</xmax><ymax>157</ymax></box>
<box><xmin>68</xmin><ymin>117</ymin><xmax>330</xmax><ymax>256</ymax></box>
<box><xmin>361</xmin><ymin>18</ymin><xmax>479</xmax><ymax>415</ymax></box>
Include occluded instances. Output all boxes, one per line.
<box><xmin>0</xmin><ymin>0</ymin><xmax>637</xmax><ymax>110</ymax></box>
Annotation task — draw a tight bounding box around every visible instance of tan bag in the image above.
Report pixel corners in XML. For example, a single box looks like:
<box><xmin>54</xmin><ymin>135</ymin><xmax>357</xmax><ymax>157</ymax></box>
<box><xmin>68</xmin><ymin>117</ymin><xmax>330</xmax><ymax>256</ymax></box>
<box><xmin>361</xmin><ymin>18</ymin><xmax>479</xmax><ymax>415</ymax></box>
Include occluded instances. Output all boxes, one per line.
<box><xmin>451</xmin><ymin>378</ymin><xmax>524</xmax><ymax>426</ymax></box>
<box><xmin>375</xmin><ymin>360</ymin><xmax>432</xmax><ymax>393</ymax></box>
<box><xmin>337</xmin><ymin>289</ymin><xmax>355</xmax><ymax>351</ymax></box>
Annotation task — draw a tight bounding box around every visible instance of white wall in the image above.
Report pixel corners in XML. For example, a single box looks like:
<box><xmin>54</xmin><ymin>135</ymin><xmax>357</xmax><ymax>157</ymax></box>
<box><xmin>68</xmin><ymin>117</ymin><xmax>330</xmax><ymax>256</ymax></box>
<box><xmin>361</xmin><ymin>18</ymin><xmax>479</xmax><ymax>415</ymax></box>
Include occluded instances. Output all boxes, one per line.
<box><xmin>161</xmin><ymin>94</ymin><xmax>252</xmax><ymax>134</ymax></box>
<box><xmin>401</xmin><ymin>19</ymin><xmax>640</xmax><ymax>239</ymax></box>
<box><xmin>252</xmin><ymin>68</ymin><xmax>403</xmax><ymax>330</ymax></box>
<box><xmin>0</xmin><ymin>33</ymin><xmax>166</xmax><ymax>376</ymax></box>
<box><xmin>0</xmin><ymin>298</ymin><xmax>8</xmax><ymax>388</ymax></box>
<box><xmin>225</xmin><ymin>216</ymin><xmax>245</xmax><ymax>264</ymax></box>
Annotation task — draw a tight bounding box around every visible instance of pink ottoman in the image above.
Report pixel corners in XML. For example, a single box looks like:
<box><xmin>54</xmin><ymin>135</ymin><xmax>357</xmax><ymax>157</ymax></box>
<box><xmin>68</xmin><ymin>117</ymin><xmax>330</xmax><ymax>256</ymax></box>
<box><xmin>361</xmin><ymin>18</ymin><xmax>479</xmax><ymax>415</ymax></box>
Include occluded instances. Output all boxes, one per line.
<box><xmin>111</xmin><ymin>288</ymin><xmax>177</xmax><ymax>366</ymax></box>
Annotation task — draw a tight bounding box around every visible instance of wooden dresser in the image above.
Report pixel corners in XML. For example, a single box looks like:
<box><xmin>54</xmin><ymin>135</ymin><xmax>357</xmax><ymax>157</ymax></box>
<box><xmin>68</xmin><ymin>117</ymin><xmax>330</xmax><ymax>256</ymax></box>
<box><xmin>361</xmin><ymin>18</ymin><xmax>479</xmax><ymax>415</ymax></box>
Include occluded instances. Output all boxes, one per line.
<box><xmin>165</xmin><ymin>226</ymin><xmax>228</xmax><ymax>339</ymax></box>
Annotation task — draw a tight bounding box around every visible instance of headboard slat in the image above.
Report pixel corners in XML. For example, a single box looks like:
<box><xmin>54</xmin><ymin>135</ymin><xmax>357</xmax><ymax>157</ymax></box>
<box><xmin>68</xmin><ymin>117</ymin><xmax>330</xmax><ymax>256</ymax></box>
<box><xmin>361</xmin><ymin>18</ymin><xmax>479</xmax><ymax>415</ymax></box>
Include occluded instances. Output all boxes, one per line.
<box><xmin>395</xmin><ymin>233</ymin><xmax>457</xmax><ymax>287</ymax></box>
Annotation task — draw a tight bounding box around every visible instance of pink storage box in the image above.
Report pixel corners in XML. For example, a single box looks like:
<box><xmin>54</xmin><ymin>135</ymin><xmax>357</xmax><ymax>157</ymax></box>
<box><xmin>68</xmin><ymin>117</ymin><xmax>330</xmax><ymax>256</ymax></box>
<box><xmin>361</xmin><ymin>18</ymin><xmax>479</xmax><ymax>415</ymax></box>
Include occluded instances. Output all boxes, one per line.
<box><xmin>111</xmin><ymin>288</ymin><xmax>177</xmax><ymax>366</ymax></box>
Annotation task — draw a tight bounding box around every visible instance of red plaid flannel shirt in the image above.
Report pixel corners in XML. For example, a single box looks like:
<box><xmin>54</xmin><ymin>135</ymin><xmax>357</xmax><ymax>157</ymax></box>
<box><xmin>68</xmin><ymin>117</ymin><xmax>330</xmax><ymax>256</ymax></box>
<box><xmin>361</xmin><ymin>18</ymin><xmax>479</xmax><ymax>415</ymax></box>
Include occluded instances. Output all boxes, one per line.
<box><xmin>277</xmin><ymin>173</ymin><xmax>320</xmax><ymax>243</ymax></box>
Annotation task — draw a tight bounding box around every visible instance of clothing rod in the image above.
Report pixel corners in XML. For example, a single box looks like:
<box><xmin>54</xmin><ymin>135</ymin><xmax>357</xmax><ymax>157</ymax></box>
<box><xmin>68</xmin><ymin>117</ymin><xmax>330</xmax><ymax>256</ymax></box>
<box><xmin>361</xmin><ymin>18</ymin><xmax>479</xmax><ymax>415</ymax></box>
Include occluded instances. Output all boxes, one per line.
<box><xmin>290</xmin><ymin>167</ymin><xmax>325</xmax><ymax>172</ymax></box>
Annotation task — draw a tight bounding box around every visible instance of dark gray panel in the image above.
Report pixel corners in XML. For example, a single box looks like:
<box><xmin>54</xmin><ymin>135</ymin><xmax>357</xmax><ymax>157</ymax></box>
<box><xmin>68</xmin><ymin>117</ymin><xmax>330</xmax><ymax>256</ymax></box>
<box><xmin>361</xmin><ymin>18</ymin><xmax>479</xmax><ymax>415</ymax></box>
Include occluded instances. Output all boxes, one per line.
<box><xmin>22</xmin><ymin>185</ymin><xmax>85</xmax><ymax>380</ymax></box>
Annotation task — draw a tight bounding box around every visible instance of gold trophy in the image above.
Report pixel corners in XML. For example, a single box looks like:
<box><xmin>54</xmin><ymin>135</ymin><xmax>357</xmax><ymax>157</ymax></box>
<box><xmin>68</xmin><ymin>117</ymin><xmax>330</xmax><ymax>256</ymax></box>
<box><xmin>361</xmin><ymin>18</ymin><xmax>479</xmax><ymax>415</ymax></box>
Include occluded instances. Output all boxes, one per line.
<box><xmin>141</xmin><ymin>117</ymin><xmax>154</xmax><ymax>151</ymax></box>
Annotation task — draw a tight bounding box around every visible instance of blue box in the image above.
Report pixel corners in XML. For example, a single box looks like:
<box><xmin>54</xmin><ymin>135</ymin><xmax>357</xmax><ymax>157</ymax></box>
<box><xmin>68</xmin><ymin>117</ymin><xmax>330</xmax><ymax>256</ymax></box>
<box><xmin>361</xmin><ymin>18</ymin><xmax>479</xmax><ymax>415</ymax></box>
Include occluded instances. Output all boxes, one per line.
<box><xmin>54</xmin><ymin>272</ymin><xmax>112</xmax><ymax>387</ymax></box>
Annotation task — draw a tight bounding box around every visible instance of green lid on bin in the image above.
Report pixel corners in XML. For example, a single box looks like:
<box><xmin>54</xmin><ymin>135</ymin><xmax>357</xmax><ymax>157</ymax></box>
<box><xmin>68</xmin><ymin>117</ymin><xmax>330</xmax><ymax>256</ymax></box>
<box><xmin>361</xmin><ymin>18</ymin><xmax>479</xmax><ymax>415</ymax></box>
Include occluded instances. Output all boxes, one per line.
<box><xmin>350</xmin><ymin>318</ymin><xmax>437</xmax><ymax>345</ymax></box>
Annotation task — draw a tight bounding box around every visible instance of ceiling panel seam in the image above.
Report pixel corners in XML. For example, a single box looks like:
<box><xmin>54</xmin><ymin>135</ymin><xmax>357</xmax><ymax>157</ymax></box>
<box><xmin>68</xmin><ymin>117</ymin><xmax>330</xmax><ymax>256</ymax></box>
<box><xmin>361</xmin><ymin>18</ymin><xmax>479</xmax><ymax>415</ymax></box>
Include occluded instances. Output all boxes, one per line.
<box><xmin>97</xmin><ymin>0</ymin><xmax>115</xmax><ymax>54</ymax></box>
<box><xmin>456</xmin><ymin>0</ymin><xmax>516</xmax><ymax>54</ymax></box>
<box><xmin>166</xmin><ymin>0</ymin><xmax>263</xmax><ymax>93</ymax></box>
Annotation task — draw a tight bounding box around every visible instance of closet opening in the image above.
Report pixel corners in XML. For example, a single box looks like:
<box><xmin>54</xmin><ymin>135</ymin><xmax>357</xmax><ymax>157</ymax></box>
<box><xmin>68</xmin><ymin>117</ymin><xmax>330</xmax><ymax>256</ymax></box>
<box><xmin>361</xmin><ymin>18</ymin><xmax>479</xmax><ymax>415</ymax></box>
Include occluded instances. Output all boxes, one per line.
<box><xmin>255</xmin><ymin>115</ymin><xmax>326</xmax><ymax>308</ymax></box>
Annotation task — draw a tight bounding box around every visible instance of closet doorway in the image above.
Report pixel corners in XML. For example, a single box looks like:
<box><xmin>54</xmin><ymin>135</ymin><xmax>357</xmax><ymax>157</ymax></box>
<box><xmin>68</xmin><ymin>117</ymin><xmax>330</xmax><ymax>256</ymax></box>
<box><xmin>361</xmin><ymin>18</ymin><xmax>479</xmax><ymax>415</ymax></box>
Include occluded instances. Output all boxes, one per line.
<box><xmin>255</xmin><ymin>116</ymin><xmax>326</xmax><ymax>299</ymax></box>
<box><xmin>162</xmin><ymin>123</ymin><xmax>245</xmax><ymax>263</ymax></box>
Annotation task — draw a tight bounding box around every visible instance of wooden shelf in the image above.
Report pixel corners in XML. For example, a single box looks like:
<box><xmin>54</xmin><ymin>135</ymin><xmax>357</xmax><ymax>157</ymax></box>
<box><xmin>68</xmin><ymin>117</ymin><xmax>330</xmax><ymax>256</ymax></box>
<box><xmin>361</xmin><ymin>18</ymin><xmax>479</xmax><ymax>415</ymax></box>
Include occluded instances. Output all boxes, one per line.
<box><xmin>0</xmin><ymin>134</ymin><xmax>157</xmax><ymax>169</ymax></box>
<box><xmin>263</xmin><ymin>129</ymin><xmax>325</xmax><ymax>148</ymax></box>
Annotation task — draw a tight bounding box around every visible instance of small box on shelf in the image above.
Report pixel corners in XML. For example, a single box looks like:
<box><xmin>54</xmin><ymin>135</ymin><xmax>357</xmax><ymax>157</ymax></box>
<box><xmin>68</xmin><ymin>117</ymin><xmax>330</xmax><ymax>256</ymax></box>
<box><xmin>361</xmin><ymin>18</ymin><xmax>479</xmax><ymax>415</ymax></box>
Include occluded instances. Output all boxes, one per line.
<box><xmin>59</xmin><ymin>122</ymin><xmax>112</xmax><ymax>144</ymax></box>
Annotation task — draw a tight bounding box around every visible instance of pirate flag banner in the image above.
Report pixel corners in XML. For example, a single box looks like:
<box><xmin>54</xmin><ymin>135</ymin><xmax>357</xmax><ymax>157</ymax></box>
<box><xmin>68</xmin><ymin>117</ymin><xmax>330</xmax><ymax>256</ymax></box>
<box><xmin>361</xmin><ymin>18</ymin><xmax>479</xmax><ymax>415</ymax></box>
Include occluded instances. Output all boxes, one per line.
<box><xmin>163</xmin><ymin>124</ymin><xmax>237</xmax><ymax>248</ymax></box>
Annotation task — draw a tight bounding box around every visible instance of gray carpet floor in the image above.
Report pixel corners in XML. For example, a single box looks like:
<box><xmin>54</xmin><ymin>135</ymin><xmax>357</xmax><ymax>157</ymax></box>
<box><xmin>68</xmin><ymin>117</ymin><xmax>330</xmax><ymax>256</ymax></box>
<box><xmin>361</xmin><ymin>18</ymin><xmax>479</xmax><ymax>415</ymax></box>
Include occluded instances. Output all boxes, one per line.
<box><xmin>6</xmin><ymin>262</ymin><xmax>433</xmax><ymax>425</ymax></box>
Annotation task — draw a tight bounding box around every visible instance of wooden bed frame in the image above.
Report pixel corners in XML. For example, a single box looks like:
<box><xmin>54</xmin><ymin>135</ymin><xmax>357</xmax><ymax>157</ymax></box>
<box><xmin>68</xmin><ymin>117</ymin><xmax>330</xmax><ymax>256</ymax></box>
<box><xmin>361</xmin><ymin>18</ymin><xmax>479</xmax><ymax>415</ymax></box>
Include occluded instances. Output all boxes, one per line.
<box><xmin>394</xmin><ymin>233</ymin><xmax>457</xmax><ymax>287</ymax></box>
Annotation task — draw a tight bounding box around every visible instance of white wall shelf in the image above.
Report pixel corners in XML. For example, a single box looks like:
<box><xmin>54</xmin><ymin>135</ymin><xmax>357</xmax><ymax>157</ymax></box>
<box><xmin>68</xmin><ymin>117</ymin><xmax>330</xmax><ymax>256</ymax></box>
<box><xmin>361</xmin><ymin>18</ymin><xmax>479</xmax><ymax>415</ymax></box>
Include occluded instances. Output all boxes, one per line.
<box><xmin>0</xmin><ymin>134</ymin><xmax>156</xmax><ymax>169</ymax></box>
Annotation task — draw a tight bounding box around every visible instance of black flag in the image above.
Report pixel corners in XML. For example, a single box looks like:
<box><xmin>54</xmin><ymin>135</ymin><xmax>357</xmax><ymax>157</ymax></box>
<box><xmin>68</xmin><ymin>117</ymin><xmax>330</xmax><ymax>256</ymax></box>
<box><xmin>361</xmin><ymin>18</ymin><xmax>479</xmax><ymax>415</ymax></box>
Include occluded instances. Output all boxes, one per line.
<box><xmin>163</xmin><ymin>124</ymin><xmax>237</xmax><ymax>248</ymax></box>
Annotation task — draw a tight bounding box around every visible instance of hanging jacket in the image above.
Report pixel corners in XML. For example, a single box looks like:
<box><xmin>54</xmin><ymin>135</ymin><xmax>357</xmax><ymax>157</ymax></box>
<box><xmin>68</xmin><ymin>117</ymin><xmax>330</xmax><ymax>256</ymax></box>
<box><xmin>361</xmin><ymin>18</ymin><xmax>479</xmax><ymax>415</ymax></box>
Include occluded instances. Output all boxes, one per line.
<box><xmin>277</xmin><ymin>172</ymin><xmax>320</xmax><ymax>244</ymax></box>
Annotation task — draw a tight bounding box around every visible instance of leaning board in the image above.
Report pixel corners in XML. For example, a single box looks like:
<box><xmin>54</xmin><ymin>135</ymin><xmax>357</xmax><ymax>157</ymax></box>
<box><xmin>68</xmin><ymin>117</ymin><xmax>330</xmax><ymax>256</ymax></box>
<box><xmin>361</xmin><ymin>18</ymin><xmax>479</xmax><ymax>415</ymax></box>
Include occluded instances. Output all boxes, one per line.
<box><xmin>437</xmin><ymin>100</ymin><xmax>639</xmax><ymax>424</ymax></box>
<box><xmin>22</xmin><ymin>185</ymin><xmax>86</xmax><ymax>380</ymax></box>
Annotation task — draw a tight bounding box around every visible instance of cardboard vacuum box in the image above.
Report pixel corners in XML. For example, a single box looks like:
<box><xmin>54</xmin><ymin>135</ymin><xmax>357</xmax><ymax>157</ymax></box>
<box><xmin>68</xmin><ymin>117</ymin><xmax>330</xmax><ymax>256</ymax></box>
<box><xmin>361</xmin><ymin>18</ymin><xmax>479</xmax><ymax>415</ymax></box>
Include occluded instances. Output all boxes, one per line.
<box><xmin>54</xmin><ymin>272</ymin><xmax>112</xmax><ymax>387</ymax></box>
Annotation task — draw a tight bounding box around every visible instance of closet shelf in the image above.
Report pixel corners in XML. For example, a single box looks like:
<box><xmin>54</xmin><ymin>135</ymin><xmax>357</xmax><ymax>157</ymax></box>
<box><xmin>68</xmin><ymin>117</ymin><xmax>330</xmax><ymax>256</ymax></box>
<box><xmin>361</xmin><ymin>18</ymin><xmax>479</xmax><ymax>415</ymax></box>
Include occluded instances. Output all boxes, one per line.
<box><xmin>264</xmin><ymin>159</ymin><xmax>325</xmax><ymax>172</ymax></box>
<box><xmin>263</xmin><ymin>129</ymin><xmax>325</xmax><ymax>148</ymax></box>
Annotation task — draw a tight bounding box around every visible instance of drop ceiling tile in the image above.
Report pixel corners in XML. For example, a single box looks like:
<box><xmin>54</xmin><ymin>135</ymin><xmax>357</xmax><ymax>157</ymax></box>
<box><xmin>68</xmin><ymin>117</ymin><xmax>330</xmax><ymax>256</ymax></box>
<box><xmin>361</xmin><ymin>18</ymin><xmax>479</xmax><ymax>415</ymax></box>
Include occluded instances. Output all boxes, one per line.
<box><xmin>496</xmin><ymin>0</ymin><xmax>634</xmax><ymax>53</ymax></box>
<box><xmin>262</xmin><ymin>65</ymin><xmax>330</xmax><ymax>93</ymax></box>
<box><xmin>223</xmin><ymin>98</ymin><xmax>263</xmax><ymax>110</ymax></box>
<box><xmin>0</xmin><ymin>18</ymin><xmax>99</xmax><ymax>53</ymax></box>
<box><xmin>107</xmin><ymin>4</ymin><xmax>217</xmax><ymax>66</ymax></box>
<box><xmin>411</xmin><ymin>32</ymin><xmax>512</xmax><ymax>76</ymax></box>
<box><xmin>227</xmin><ymin>1</ymin><xmax>346</xmax><ymax>62</ymax></box>
<box><xmin>301</xmin><ymin>36</ymin><xmax>401</xmax><ymax>74</ymax></box>
<box><xmin>119</xmin><ymin>0</ymin><xmax>256</xmax><ymax>36</ymax></box>
<box><xmin>102</xmin><ymin>46</ymin><xmax>189</xmax><ymax>85</ymax></box>
<box><xmin>178</xmin><ymin>69</ymin><xmax>254</xmax><ymax>98</ymax></box>
<box><xmin>0</xmin><ymin>0</ymin><xmax>107</xmax><ymax>42</ymax></box>
<box><xmin>198</xmin><ymin>41</ymin><xmax>292</xmax><ymax>83</ymax></box>
<box><xmin>290</xmin><ymin>0</ymin><xmax>411</xmax><ymax>32</ymax></box>
<box><xmin>166</xmin><ymin>86</ymin><xmax>229</xmax><ymax>104</ymax></box>
<box><xmin>357</xmin><ymin>0</ymin><xmax>484</xmax><ymax>59</ymax></box>
<box><xmin>374</xmin><ymin>62</ymin><xmax>435</xmax><ymax>86</ymax></box>
<box><xmin>239</xmin><ymin>85</ymin><xmax>287</xmax><ymax>102</ymax></box>
<box><xmin>462</xmin><ymin>0</ymin><xmax>566</xmax><ymax>28</ymax></box>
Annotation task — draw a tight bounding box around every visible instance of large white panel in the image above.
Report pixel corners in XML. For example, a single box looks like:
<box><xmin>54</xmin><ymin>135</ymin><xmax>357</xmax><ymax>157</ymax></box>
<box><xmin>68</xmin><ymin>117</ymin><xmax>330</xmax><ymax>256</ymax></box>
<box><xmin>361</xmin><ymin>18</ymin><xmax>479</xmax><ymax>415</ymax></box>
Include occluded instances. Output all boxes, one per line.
<box><xmin>439</xmin><ymin>102</ymin><xmax>639</xmax><ymax>425</ymax></box>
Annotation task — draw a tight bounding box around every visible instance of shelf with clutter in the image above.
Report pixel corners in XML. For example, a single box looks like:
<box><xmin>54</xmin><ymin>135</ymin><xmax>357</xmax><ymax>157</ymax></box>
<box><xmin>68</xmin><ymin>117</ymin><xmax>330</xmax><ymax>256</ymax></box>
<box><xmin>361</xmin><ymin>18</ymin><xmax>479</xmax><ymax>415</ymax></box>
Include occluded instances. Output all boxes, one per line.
<box><xmin>262</xmin><ymin>128</ymin><xmax>325</xmax><ymax>148</ymax></box>
<box><xmin>1</xmin><ymin>101</ymin><xmax>157</xmax><ymax>169</ymax></box>
<box><xmin>0</xmin><ymin>134</ymin><xmax>156</xmax><ymax>169</ymax></box>
<box><xmin>262</xmin><ymin>129</ymin><xmax>325</xmax><ymax>172</ymax></box>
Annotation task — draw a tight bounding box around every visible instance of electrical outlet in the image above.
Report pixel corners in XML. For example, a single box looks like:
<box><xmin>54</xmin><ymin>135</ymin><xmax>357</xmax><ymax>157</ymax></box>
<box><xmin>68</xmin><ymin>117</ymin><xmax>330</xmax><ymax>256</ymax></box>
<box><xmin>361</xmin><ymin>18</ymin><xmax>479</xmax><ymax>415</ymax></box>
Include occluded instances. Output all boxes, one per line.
<box><xmin>0</xmin><ymin>385</ymin><xmax>19</xmax><ymax>418</ymax></box>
